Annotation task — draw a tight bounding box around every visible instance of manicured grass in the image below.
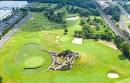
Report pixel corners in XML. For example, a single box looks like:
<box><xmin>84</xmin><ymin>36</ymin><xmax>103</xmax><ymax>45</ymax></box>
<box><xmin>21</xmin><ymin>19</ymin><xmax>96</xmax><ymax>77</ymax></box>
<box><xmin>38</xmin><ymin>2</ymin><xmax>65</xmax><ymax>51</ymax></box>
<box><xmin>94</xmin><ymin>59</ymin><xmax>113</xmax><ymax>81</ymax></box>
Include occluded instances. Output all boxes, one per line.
<box><xmin>25</xmin><ymin>56</ymin><xmax>44</xmax><ymax>69</ymax></box>
<box><xmin>15</xmin><ymin>43</ymin><xmax>52</xmax><ymax>70</ymax></box>
<box><xmin>59</xmin><ymin>35</ymin><xmax>71</xmax><ymax>42</ymax></box>
<box><xmin>0</xmin><ymin>13</ymin><xmax>130</xmax><ymax>83</ymax></box>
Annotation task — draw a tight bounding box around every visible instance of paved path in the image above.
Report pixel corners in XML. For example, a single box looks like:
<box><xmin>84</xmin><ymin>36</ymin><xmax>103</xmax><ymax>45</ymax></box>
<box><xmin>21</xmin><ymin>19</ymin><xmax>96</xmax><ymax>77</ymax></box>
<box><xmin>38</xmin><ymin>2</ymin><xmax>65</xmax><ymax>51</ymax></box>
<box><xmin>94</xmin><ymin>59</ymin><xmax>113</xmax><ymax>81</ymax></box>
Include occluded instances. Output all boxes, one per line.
<box><xmin>0</xmin><ymin>12</ymin><xmax>32</xmax><ymax>49</ymax></box>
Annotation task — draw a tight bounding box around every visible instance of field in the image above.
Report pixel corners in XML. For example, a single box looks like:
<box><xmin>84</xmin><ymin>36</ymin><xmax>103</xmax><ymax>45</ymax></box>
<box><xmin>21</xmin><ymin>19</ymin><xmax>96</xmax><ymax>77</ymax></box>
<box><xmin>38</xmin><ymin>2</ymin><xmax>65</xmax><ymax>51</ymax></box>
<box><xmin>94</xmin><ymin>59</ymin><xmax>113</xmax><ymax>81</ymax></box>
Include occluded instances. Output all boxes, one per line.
<box><xmin>0</xmin><ymin>13</ymin><xmax>130</xmax><ymax>83</ymax></box>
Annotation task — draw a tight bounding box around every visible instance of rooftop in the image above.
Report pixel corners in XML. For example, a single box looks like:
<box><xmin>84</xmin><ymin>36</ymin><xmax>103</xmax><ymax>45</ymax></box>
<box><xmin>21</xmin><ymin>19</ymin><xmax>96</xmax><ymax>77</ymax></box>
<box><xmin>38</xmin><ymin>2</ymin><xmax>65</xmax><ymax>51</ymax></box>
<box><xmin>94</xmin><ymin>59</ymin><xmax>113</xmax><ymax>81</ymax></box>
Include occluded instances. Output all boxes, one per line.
<box><xmin>0</xmin><ymin>1</ymin><xmax>28</xmax><ymax>9</ymax></box>
<box><xmin>0</xmin><ymin>10</ymin><xmax>12</xmax><ymax>20</ymax></box>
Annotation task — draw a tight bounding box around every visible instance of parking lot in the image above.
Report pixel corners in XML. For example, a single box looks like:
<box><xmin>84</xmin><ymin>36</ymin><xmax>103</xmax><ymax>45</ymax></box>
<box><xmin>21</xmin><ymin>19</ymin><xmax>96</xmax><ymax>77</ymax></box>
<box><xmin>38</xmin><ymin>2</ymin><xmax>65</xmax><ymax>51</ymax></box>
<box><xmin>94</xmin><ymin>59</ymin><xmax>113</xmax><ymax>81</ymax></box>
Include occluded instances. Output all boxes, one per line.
<box><xmin>0</xmin><ymin>13</ymin><xmax>23</xmax><ymax>35</ymax></box>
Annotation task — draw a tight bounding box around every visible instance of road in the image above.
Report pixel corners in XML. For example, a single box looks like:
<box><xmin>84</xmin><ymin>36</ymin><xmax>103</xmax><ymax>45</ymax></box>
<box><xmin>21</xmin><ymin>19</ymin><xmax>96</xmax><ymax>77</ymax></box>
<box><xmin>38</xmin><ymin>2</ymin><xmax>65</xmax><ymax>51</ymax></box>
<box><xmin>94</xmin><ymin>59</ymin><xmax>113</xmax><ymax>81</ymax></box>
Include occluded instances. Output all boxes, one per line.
<box><xmin>93</xmin><ymin>0</ymin><xmax>130</xmax><ymax>44</ymax></box>
<box><xmin>116</xmin><ymin>3</ymin><xmax>130</xmax><ymax>36</ymax></box>
<box><xmin>110</xmin><ymin>1</ymin><xmax>130</xmax><ymax>36</ymax></box>
<box><xmin>0</xmin><ymin>12</ymin><xmax>32</xmax><ymax>49</ymax></box>
<box><xmin>119</xmin><ymin>12</ymin><xmax>130</xmax><ymax>36</ymax></box>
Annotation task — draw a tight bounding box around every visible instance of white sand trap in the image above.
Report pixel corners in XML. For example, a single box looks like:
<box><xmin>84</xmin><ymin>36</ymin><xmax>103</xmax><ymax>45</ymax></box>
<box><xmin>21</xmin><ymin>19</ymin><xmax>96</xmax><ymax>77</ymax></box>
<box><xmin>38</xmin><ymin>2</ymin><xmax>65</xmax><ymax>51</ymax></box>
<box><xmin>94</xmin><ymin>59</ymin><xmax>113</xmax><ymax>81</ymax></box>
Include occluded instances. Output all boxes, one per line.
<box><xmin>107</xmin><ymin>73</ymin><xmax>120</xmax><ymax>79</ymax></box>
<box><xmin>72</xmin><ymin>38</ymin><xmax>83</xmax><ymax>44</ymax></box>
<box><xmin>66</xmin><ymin>16</ymin><xmax>79</xmax><ymax>21</ymax></box>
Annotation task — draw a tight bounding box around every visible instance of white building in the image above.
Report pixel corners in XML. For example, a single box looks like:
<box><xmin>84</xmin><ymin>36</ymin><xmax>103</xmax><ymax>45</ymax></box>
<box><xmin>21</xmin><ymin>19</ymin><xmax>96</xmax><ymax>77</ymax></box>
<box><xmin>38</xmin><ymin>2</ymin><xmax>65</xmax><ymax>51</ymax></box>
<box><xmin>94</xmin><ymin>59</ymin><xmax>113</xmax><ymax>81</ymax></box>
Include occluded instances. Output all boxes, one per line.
<box><xmin>0</xmin><ymin>10</ymin><xmax>12</xmax><ymax>22</ymax></box>
<box><xmin>97</xmin><ymin>0</ymin><xmax>110</xmax><ymax>9</ymax></box>
<box><xmin>0</xmin><ymin>1</ymin><xmax>28</xmax><ymax>9</ymax></box>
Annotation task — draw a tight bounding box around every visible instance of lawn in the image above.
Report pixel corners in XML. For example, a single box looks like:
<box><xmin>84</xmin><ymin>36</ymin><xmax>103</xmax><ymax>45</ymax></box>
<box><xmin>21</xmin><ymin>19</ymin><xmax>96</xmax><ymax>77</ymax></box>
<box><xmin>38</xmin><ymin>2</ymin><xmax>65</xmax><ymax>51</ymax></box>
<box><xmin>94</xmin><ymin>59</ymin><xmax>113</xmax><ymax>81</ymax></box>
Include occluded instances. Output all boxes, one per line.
<box><xmin>0</xmin><ymin>13</ymin><xmax>130</xmax><ymax>83</ymax></box>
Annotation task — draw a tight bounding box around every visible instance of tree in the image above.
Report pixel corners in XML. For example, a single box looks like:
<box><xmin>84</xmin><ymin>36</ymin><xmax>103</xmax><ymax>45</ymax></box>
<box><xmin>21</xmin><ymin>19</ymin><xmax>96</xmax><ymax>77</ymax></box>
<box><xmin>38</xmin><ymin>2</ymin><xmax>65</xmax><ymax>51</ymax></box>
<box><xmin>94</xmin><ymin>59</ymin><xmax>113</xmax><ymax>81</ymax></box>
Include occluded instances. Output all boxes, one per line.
<box><xmin>80</xmin><ymin>19</ymin><xmax>85</xmax><ymax>26</ymax></box>
<box><xmin>96</xmin><ymin>24</ymin><xmax>100</xmax><ymax>30</ymax></box>
<box><xmin>58</xmin><ymin>50</ymin><xmax>73</xmax><ymax>57</ymax></box>
<box><xmin>44</xmin><ymin>8</ymin><xmax>65</xmax><ymax>24</ymax></box>
<box><xmin>104</xmin><ymin>5</ymin><xmax>120</xmax><ymax>22</ymax></box>
<box><xmin>120</xmin><ymin>42</ymin><xmax>130</xmax><ymax>59</ymax></box>
<box><xmin>114</xmin><ymin>36</ymin><xmax>124</xmax><ymax>48</ymax></box>
<box><xmin>74</xmin><ymin>30</ymin><xmax>82</xmax><ymax>38</ymax></box>
<box><xmin>105</xmin><ymin>31</ymin><xmax>113</xmax><ymax>41</ymax></box>
<box><xmin>64</xmin><ymin>28</ymin><xmax>68</xmax><ymax>35</ymax></box>
<box><xmin>128</xmin><ymin>25</ymin><xmax>130</xmax><ymax>28</ymax></box>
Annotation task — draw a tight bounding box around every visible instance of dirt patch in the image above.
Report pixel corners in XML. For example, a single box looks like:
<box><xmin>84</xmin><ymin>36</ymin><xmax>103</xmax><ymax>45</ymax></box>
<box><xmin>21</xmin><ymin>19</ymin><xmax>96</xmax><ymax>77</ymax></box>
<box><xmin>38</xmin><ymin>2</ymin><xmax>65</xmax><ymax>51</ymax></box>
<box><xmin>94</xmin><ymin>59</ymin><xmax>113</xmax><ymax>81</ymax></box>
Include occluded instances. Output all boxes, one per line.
<box><xmin>79</xmin><ymin>54</ymin><xmax>87</xmax><ymax>63</ymax></box>
<box><xmin>98</xmin><ymin>40</ymin><xmax>117</xmax><ymax>50</ymax></box>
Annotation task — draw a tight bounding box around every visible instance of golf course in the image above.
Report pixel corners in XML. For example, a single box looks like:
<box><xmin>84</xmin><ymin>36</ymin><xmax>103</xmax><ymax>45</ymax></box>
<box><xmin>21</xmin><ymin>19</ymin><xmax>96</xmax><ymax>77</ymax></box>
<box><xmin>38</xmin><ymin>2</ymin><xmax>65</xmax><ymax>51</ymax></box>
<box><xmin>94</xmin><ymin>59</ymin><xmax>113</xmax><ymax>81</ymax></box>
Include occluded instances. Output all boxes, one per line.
<box><xmin>0</xmin><ymin>12</ymin><xmax>130</xmax><ymax>83</ymax></box>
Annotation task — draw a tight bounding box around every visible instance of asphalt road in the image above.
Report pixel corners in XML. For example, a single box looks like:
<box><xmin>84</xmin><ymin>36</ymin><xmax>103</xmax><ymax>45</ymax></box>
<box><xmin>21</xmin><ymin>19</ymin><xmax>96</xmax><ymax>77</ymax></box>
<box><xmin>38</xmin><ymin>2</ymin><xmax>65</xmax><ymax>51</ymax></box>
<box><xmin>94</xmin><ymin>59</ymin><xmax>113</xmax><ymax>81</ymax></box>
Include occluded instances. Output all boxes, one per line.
<box><xmin>119</xmin><ymin>12</ymin><xmax>130</xmax><ymax>36</ymax></box>
<box><xmin>0</xmin><ymin>12</ymin><xmax>32</xmax><ymax>49</ymax></box>
<box><xmin>94</xmin><ymin>0</ymin><xmax>130</xmax><ymax>44</ymax></box>
<box><xmin>117</xmin><ymin>3</ymin><xmax>130</xmax><ymax>36</ymax></box>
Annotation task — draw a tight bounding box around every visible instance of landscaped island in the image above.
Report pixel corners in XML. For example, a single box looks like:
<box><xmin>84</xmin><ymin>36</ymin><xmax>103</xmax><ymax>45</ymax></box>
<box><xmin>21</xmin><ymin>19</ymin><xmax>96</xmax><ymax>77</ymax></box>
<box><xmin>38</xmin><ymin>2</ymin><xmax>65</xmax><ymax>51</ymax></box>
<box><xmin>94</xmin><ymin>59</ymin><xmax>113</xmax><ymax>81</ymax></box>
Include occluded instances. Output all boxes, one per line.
<box><xmin>49</xmin><ymin>50</ymin><xmax>79</xmax><ymax>71</ymax></box>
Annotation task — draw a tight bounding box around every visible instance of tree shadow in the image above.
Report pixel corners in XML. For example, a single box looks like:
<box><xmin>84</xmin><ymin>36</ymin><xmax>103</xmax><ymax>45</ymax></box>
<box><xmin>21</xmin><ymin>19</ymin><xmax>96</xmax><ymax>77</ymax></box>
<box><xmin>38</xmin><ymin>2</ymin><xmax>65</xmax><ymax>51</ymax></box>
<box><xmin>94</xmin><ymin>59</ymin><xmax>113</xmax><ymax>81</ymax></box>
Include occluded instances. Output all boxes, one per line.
<box><xmin>118</xmin><ymin>54</ymin><xmax>130</xmax><ymax>61</ymax></box>
<box><xmin>0</xmin><ymin>76</ymin><xmax>2</xmax><ymax>83</ymax></box>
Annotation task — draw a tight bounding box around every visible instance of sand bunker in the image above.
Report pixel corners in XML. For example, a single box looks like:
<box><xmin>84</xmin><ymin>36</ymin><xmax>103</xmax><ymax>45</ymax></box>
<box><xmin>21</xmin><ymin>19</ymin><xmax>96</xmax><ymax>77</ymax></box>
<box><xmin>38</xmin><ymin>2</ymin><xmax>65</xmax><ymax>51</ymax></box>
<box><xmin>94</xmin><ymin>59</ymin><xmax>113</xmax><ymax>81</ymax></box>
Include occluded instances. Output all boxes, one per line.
<box><xmin>66</xmin><ymin>16</ymin><xmax>79</xmax><ymax>21</ymax></box>
<box><xmin>72</xmin><ymin>38</ymin><xmax>83</xmax><ymax>44</ymax></box>
<box><xmin>107</xmin><ymin>72</ymin><xmax>120</xmax><ymax>79</ymax></box>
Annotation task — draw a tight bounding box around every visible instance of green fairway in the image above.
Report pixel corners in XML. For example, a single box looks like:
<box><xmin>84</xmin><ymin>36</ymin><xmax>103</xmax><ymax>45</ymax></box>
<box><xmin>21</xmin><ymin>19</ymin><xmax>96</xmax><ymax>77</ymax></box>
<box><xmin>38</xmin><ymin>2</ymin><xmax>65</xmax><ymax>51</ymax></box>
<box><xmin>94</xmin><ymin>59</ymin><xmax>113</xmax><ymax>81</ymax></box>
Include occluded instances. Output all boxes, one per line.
<box><xmin>59</xmin><ymin>35</ymin><xmax>71</xmax><ymax>42</ymax></box>
<box><xmin>0</xmin><ymin>12</ymin><xmax>130</xmax><ymax>83</ymax></box>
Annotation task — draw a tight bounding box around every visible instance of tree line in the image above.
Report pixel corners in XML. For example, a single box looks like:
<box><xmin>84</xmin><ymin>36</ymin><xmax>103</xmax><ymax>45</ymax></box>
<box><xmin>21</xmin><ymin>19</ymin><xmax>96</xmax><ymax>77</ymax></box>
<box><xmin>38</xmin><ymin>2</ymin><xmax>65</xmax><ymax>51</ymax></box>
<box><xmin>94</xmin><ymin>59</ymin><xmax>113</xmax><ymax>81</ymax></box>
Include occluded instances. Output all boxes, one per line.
<box><xmin>104</xmin><ymin>5</ymin><xmax>121</xmax><ymax>22</ymax></box>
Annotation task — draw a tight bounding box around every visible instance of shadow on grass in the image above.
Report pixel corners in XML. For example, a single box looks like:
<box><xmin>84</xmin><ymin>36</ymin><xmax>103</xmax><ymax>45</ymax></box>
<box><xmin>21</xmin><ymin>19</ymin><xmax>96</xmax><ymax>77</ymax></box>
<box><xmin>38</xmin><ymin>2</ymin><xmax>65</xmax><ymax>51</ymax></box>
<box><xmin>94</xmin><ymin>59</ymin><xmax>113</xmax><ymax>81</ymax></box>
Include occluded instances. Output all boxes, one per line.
<box><xmin>0</xmin><ymin>76</ymin><xmax>2</xmax><ymax>83</ymax></box>
<box><xmin>119</xmin><ymin>54</ymin><xmax>127</xmax><ymax>60</ymax></box>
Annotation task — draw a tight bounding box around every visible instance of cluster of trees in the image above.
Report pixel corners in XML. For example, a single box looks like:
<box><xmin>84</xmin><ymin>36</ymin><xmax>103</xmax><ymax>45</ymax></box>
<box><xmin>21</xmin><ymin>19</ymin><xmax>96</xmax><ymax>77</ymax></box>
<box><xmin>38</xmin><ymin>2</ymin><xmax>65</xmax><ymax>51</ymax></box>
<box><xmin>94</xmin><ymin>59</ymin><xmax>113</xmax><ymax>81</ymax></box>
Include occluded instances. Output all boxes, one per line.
<box><xmin>67</xmin><ymin>6</ymin><xmax>99</xmax><ymax>17</ymax></box>
<box><xmin>82</xmin><ymin>25</ymin><xmax>113</xmax><ymax>41</ymax></box>
<box><xmin>114</xmin><ymin>36</ymin><xmax>130</xmax><ymax>60</ymax></box>
<box><xmin>122</xmin><ymin>30</ymin><xmax>130</xmax><ymax>40</ymax></box>
<box><xmin>75</xmin><ymin>17</ymin><xmax>114</xmax><ymax>41</ymax></box>
<box><xmin>58</xmin><ymin>50</ymin><xmax>73</xmax><ymax>57</ymax></box>
<box><xmin>28</xmin><ymin>0</ymin><xmax>96</xmax><ymax>9</ymax></box>
<box><xmin>29</xmin><ymin>5</ymin><xmax>48</xmax><ymax>12</ymax></box>
<box><xmin>74</xmin><ymin>30</ymin><xmax>82</xmax><ymax>38</ymax></box>
<box><xmin>104</xmin><ymin>5</ymin><xmax>121</xmax><ymax>22</ymax></box>
<box><xmin>123</xmin><ymin>5</ymin><xmax>130</xmax><ymax>14</ymax></box>
<box><xmin>28</xmin><ymin>0</ymin><xmax>99</xmax><ymax>16</ymax></box>
<box><xmin>44</xmin><ymin>8</ymin><xmax>65</xmax><ymax>24</ymax></box>
<box><xmin>0</xmin><ymin>77</ymin><xmax>2</xmax><ymax>83</ymax></box>
<box><xmin>27</xmin><ymin>0</ymin><xmax>100</xmax><ymax>24</ymax></box>
<box><xmin>29</xmin><ymin>3</ymin><xmax>64</xmax><ymax>12</ymax></box>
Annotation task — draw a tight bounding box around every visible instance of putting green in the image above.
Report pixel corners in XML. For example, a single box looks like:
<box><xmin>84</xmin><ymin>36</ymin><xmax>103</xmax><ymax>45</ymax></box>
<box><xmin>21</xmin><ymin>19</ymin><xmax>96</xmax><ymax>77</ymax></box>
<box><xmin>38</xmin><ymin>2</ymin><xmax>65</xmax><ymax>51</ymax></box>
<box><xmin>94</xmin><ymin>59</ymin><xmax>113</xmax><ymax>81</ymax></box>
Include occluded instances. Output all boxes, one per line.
<box><xmin>25</xmin><ymin>56</ymin><xmax>44</xmax><ymax>68</ymax></box>
<box><xmin>14</xmin><ymin>43</ymin><xmax>52</xmax><ymax>74</ymax></box>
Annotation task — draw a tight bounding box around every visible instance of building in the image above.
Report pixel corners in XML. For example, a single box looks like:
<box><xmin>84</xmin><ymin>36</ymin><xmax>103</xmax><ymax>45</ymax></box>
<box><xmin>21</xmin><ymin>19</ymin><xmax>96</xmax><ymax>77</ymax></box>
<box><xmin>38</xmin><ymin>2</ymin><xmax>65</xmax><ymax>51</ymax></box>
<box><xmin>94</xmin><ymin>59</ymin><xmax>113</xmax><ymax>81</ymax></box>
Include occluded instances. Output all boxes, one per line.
<box><xmin>0</xmin><ymin>1</ymin><xmax>28</xmax><ymax>10</ymax></box>
<box><xmin>0</xmin><ymin>10</ymin><xmax>12</xmax><ymax>23</ymax></box>
<box><xmin>97</xmin><ymin>0</ymin><xmax>110</xmax><ymax>9</ymax></box>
